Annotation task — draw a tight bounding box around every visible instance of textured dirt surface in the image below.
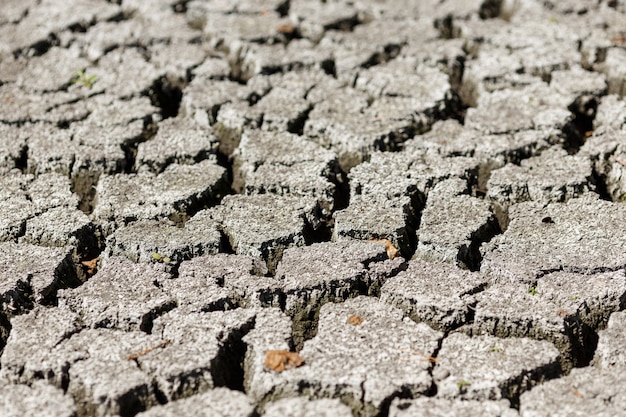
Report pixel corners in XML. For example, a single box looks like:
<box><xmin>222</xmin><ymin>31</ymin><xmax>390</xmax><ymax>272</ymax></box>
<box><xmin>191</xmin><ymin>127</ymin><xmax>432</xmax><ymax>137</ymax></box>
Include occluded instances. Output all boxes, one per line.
<box><xmin>1</xmin><ymin>0</ymin><xmax>626</xmax><ymax>416</ymax></box>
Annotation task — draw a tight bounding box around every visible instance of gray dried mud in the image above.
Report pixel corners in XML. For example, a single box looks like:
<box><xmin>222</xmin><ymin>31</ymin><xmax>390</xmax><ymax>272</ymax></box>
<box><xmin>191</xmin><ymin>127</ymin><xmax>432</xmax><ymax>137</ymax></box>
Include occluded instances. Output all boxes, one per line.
<box><xmin>1</xmin><ymin>0</ymin><xmax>626</xmax><ymax>416</ymax></box>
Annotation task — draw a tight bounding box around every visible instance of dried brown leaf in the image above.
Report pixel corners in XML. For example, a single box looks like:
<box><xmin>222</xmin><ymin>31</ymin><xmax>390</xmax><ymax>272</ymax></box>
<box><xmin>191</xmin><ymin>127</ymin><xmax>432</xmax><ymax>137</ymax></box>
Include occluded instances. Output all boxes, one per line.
<box><xmin>264</xmin><ymin>350</ymin><xmax>304</xmax><ymax>372</ymax></box>
<box><xmin>369</xmin><ymin>238</ymin><xmax>400</xmax><ymax>260</ymax></box>
<box><xmin>611</xmin><ymin>36</ymin><xmax>626</xmax><ymax>46</ymax></box>
<box><xmin>81</xmin><ymin>258</ymin><xmax>99</xmax><ymax>276</ymax></box>
<box><xmin>276</xmin><ymin>23</ymin><xmax>295</xmax><ymax>34</ymax></box>
<box><xmin>347</xmin><ymin>315</ymin><xmax>363</xmax><ymax>325</ymax></box>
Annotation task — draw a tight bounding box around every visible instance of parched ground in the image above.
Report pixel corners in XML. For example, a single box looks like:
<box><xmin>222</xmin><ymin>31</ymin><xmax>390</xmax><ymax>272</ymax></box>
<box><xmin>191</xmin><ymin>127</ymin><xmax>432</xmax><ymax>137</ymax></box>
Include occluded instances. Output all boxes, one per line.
<box><xmin>1</xmin><ymin>0</ymin><xmax>626</xmax><ymax>416</ymax></box>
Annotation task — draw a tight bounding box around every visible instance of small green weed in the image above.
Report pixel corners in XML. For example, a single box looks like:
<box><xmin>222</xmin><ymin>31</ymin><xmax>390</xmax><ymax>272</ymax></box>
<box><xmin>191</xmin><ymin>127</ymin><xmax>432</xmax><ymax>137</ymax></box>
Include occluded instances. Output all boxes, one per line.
<box><xmin>528</xmin><ymin>286</ymin><xmax>539</xmax><ymax>296</ymax></box>
<box><xmin>71</xmin><ymin>70</ymin><xmax>97</xmax><ymax>89</ymax></box>
<box><xmin>151</xmin><ymin>252</ymin><xmax>171</xmax><ymax>263</ymax></box>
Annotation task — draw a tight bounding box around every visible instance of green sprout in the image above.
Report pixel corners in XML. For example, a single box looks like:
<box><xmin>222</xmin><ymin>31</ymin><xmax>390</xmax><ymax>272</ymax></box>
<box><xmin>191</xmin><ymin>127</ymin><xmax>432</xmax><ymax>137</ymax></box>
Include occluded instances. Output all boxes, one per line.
<box><xmin>151</xmin><ymin>252</ymin><xmax>171</xmax><ymax>263</ymax></box>
<box><xmin>489</xmin><ymin>346</ymin><xmax>503</xmax><ymax>353</ymax></box>
<box><xmin>457</xmin><ymin>380</ymin><xmax>471</xmax><ymax>390</ymax></box>
<box><xmin>71</xmin><ymin>70</ymin><xmax>97</xmax><ymax>89</ymax></box>
<box><xmin>528</xmin><ymin>286</ymin><xmax>539</xmax><ymax>296</ymax></box>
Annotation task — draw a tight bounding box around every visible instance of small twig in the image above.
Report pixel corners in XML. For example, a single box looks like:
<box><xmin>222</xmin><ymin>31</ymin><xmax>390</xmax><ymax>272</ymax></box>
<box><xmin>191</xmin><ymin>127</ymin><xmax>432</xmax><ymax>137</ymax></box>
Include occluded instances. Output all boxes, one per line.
<box><xmin>611</xmin><ymin>36</ymin><xmax>626</xmax><ymax>46</ymax></box>
<box><xmin>126</xmin><ymin>340</ymin><xmax>171</xmax><ymax>361</ymax></box>
<box><xmin>611</xmin><ymin>155</ymin><xmax>626</xmax><ymax>168</ymax></box>
<box><xmin>397</xmin><ymin>348</ymin><xmax>438</xmax><ymax>363</ymax></box>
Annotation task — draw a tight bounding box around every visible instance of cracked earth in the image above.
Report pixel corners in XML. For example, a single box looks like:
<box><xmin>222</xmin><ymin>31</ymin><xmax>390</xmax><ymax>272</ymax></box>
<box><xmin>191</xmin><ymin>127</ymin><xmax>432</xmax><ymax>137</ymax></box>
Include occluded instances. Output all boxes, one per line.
<box><xmin>1</xmin><ymin>0</ymin><xmax>626</xmax><ymax>416</ymax></box>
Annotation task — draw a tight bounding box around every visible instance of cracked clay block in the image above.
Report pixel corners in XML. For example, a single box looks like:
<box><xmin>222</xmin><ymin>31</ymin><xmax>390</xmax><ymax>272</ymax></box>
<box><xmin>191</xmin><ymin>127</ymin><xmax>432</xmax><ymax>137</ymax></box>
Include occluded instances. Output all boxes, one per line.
<box><xmin>25</xmin><ymin>172</ymin><xmax>80</xmax><ymax>212</ymax></box>
<box><xmin>58</xmin><ymin>256</ymin><xmax>175</xmax><ymax>331</ymax></box>
<box><xmin>2</xmin><ymin>306</ymin><xmax>257</xmax><ymax>416</ymax></box>
<box><xmin>354</xmin><ymin>59</ymin><xmax>451</xmax><ymax>110</ymax></box>
<box><xmin>82</xmin><ymin>95</ymin><xmax>160</xmax><ymax>128</ymax></box>
<box><xmin>242</xmin><ymin>308</ymin><xmax>294</xmax><ymax>402</ymax></box>
<box><xmin>599</xmin><ymin>47</ymin><xmax>626</xmax><ymax>97</ymax></box>
<box><xmin>593</xmin><ymin>311</ymin><xmax>626</xmax><ymax>369</ymax></box>
<box><xmin>191</xmin><ymin>8</ymin><xmax>289</xmax><ymax>48</ymax></box>
<box><xmin>380</xmin><ymin>259</ymin><xmax>488</xmax><ymax>332</ymax></box>
<box><xmin>0</xmin><ymin>381</ymin><xmax>77</xmax><ymax>417</ymax></box>
<box><xmin>179</xmin><ymin>78</ymin><xmax>251</xmax><ymax>126</ymax></box>
<box><xmin>434</xmin><ymin>333</ymin><xmax>561</xmax><ymax>402</ymax></box>
<box><xmin>0</xmin><ymin>84</ymin><xmax>93</xmax><ymax>125</ymax></box>
<box><xmin>259</xmin><ymin>296</ymin><xmax>442</xmax><ymax>417</ymax></box>
<box><xmin>487</xmin><ymin>147</ymin><xmax>595</xmax><ymax>206</ymax></box>
<box><xmin>0</xmin><ymin>305</ymin><xmax>82</xmax><ymax>387</ymax></box>
<box><xmin>0</xmin><ymin>0</ymin><xmax>121</xmax><ymax>55</ymax></box>
<box><xmin>0</xmin><ymin>171</ymin><xmax>81</xmax><ymax>242</ymax></box>
<box><xmin>243</xmin><ymin>162</ymin><xmax>337</xmax><ymax>216</ymax></box>
<box><xmin>289</xmin><ymin>0</ymin><xmax>365</xmax><ymax>43</ymax></box>
<box><xmin>232</xmin><ymin>129</ymin><xmax>337</xmax><ymax>186</ymax></box>
<box><xmin>470</xmin><ymin>269</ymin><xmax>626</xmax><ymax>368</ymax></box>
<box><xmin>593</xmin><ymin>94</ymin><xmax>626</xmax><ymax>131</ymax></box>
<box><xmin>459</xmin><ymin>45</ymin><xmax>538</xmax><ymax>107</ymax></box>
<box><xmin>465</xmin><ymin>84</ymin><xmax>572</xmax><ymax>135</ymax></box>
<box><xmin>304</xmin><ymin>87</ymin><xmax>420</xmax><ymax>171</ymax></box>
<box><xmin>63</xmin><ymin>329</ymin><xmax>165</xmax><ymax>417</ymax></box>
<box><xmin>333</xmin><ymin>195</ymin><xmax>416</xmax><ymax>256</ymax></box>
<box><xmin>415</xmin><ymin>178</ymin><xmax>499</xmax><ymax>268</ymax></box>
<box><xmin>481</xmin><ymin>197</ymin><xmax>626</xmax><ymax>282</ymax></box>
<box><xmin>0</xmin><ymin>196</ymin><xmax>34</xmax><ymax>243</ymax></box>
<box><xmin>389</xmin><ymin>398</ymin><xmax>518</xmax><ymax>417</ymax></box>
<box><xmin>104</xmin><ymin>218</ymin><xmax>221</xmax><ymax>266</ymax></box>
<box><xmin>163</xmin><ymin>254</ymin><xmax>281</xmax><ymax>312</ymax></box>
<box><xmin>263</xmin><ymin>397</ymin><xmax>353</xmax><ymax>417</ymax></box>
<box><xmin>92</xmin><ymin>160</ymin><xmax>228</xmax><ymax>234</ymax></box>
<box><xmin>21</xmin><ymin>207</ymin><xmax>99</xmax><ymax>253</ymax></box>
<box><xmin>0</xmin><ymin>242</ymin><xmax>77</xmax><ymax>310</ymax></box>
<box><xmin>231</xmin><ymin>130</ymin><xmax>338</xmax><ymax>214</ymax></box>
<box><xmin>201</xmin><ymin>194</ymin><xmax>322</xmax><ymax>272</ymax></box>
<box><xmin>0</xmin><ymin>170</ymin><xmax>77</xmax><ymax>211</ymax></box>
<box><xmin>333</xmin><ymin>152</ymin><xmax>423</xmax><ymax>254</ymax></box>
<box><xmin>136</xmin><ymin>117</ymin><xmax>220</xmax><ymax>174</ymax></box>
<box><xmin>140</xmin><ymin>308</ymin><xmax>256</xmax><ymax>401</ymax></box>
<box><xmin>334</xmin><ymin>152</ymin><xmax>479</xmax><ymax>255</ymax></box>
<box><xmin>404</xmin><ymin>120</ymin><xmax>560</xmax><ymax>184</ymax></box>
<box><xmin>579</xmin><ymin>128</ymin><xmax>626</xmax><ymax>202</ymax></box>
<box><xmin>135</xmin><ymin>388</ymin><xmax>255</xmax><ymax>417</ymax></box>
<box><xmin>276</xmin><ymin>240</ymin><xmax>394</xmax><ymax>317</ymax></box>
<box><xmin>87</xmin><ymin>48</ymin><xmax>161</xmax><ymax>99</ymax></box>
<box><xmin>255</xmin><ymin>87</ymin><xmax>312</xmax><ymax>133</ymax></box>
<box><xmin>13</xmin><ymin>46</ymin><xmax>92</xmax><ymax>93</ymax></box>
<box><xmin>328</xmin><ymin>19</ymin><xmax>439</xmax><ymax>82</ymax></box>
<box><xmin>4</xmin><ymin>324</ymin><xmax>164</xmax><ymax>417</ymax></box>
<box><xmin>0</xmin><ymin>124</ymin><xmax>27</xmax><ymax>172</ymax></box>
<box><xmin>519</xmin><ymin>367</ymin><xmax>626</xmax><ymax>417</ymax></box>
